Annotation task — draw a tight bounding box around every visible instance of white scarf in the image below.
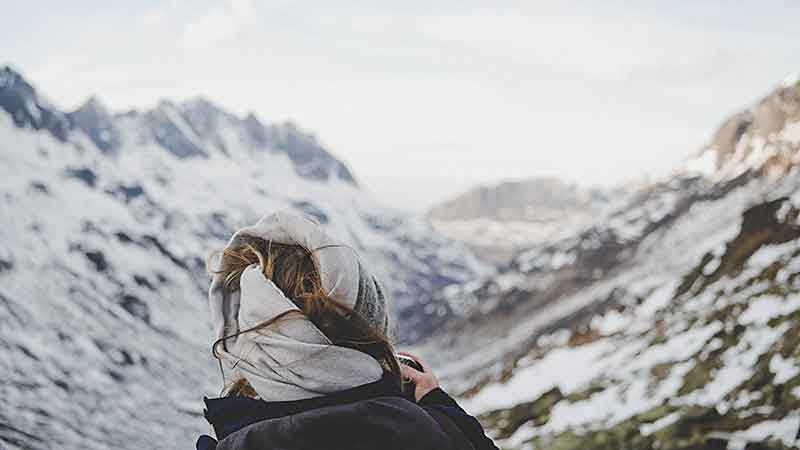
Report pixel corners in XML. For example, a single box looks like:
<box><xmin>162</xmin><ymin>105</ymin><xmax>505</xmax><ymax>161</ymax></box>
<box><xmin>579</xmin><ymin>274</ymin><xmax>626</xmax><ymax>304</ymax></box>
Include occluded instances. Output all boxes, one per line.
<box><xmin>208</xmin><ymin>211</ymin><xmax>387</xmax><ymax>401</ymax></box>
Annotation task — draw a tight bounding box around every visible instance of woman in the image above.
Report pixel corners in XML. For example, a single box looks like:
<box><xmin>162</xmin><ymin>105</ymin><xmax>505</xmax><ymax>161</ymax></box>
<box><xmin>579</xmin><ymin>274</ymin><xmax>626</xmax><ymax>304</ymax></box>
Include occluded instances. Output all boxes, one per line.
<box><xmin>197</xmin><ymin>211</ymin><xmax>499</xmax><ymax>450</ymax></box>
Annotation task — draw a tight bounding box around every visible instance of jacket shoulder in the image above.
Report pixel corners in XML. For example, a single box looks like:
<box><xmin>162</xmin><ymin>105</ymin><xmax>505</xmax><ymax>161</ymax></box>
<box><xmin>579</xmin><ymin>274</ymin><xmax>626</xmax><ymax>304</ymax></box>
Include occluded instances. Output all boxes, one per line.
<box><xmin>216</xmin><ymin>396</ymin><xmax>464</xmax><ymax>450</ymax></box>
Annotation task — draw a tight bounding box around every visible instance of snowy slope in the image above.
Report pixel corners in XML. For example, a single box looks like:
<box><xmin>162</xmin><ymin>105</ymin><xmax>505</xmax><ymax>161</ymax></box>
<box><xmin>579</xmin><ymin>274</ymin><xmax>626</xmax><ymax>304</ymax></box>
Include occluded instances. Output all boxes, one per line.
<box><xmin>0</xmin><ymin>66</ymin><xmax>489</xmax><ymax>450</ymax></box>
<box><xmin>427</xmin><ymin>76</ymin><xmax>800</xmax><ymax>449</ymax></box>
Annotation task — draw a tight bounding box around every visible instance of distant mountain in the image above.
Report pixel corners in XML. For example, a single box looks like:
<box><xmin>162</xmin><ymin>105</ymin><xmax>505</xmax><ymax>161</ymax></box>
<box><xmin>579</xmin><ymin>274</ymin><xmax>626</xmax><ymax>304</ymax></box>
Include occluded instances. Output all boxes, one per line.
<box><xmin>428</xmin><ymin>177</ymin><xmax>607</xmax><ymax>222</ymax></box>
<box><xmin>416</xmin><ymin>73</ymin><xmax>800</xmax><ymax>449</ymax></box>
<box><xmin>426</xmin><ymin>177</ymin><xmax>618</xmax><ymax>264</ymax></box>
<box><xmin>0</xmin><ymin>66</ymin><xmax>490</xmax><ymax>450</ymax></box>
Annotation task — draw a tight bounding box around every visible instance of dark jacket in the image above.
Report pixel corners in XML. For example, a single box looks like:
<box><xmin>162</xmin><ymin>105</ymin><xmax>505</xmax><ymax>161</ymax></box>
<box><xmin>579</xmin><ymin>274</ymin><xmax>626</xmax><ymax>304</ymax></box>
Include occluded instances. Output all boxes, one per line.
<box><xmin>196</xmin><ymin>374</ymin><xmax>499</xmax><ymax>450</ymax></box>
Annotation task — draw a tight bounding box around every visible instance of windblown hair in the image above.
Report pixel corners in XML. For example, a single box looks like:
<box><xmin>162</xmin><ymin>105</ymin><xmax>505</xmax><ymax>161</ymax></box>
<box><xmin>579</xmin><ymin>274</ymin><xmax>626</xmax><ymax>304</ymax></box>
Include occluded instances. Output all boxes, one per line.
<box><xmin>207</xmin><ymin>236</ymin><xmax>401</xmax><ymax>397</ymax></box>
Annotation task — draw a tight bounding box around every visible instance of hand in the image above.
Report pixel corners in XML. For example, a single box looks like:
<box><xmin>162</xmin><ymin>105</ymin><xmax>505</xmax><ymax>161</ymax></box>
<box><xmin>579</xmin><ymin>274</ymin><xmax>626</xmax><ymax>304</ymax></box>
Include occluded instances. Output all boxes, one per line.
<box><xmin>398</xmin><ymin>352</ymin><xmax>439</xmax><ymax>402</ymax></box>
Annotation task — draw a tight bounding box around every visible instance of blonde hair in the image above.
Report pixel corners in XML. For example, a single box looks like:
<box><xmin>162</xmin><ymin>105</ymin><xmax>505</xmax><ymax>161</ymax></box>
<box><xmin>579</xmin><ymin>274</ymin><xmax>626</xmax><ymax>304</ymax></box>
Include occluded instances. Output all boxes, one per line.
<box><xmin>207</xmin><ymin>236</ymin><xmax>401</xmax><ymax>396</ymax></box>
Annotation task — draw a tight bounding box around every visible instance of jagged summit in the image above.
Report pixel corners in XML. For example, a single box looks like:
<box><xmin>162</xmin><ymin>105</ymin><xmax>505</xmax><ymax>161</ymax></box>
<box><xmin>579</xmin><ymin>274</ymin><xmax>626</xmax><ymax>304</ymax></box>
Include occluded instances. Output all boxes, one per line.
<box><xmin>78</xmin><ymin>95</ymin><xmax>110</xmax><ymax>113</ymax></box>
<box><xmin>268</xmin><ymin>119</ymin><xmax>357</xmax><ymax>185</ymax></box>
<box><xmin>68</xmin><ymin>95</ymin><xmax>119</xmax><ymax>153</ymax></box>
<box><xmin>0</xmin><ymin>66</ymin><xmax>357</xmax><ymax>185</ymax></box>
<box><xmin>0</xmin><ymin>65</ymin><xmax>72</xmax><ymax>141</ymax></box>
<box><xmin>180</xmin><ymin>95</ymin><xmax>227</xmax><ymax>114</ymax></box>
<box><xmin>0</xmin><ymin>65</ymin><xmax>28</xmax><ymax>89</ymax></box>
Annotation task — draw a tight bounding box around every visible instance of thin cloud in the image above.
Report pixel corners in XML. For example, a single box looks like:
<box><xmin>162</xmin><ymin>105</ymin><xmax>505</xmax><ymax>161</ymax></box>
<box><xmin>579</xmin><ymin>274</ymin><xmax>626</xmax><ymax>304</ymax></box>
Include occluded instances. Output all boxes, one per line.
<box><xmin>1</xmin><ymin>1</ymin><xmax>797</xmax><ymax>211</ymax></box>
<box><xmin>178</xmin><ymin>0</ymin><xmax>258</xmax><ymax>49</ymax></box>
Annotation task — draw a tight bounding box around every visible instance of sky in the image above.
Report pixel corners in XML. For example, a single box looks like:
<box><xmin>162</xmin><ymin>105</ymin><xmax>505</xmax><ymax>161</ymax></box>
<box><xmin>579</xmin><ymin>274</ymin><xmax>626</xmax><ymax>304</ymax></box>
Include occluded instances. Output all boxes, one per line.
<box><xmin>2</xmin><ymin>1</ymin><xmax>799</xmax><ymax>211</ymax></box>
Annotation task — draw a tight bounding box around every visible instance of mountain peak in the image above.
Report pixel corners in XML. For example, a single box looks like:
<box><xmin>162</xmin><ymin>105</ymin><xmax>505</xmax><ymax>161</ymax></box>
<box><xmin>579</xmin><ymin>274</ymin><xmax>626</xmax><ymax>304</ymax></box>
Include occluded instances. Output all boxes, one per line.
<box><xmin>0</xmin><ymin>65</ymin><xmax>29</xmax><ymax>90</ymax></box>
<box><xmin>68</xmin><ymin>95</ymin><xmax>119</xmax><ymax>153</ymax></box>
<box><xmin>242</xmin><ymin>111</ymin><xmax>268</xmax><ymax>146</ymax></box>
<box><xmin>0</xmin><ymin>65</ymin><xmax>358</xmax><ymax>185</ymax></box>
<box><xmin>0</xmin><ymin>65</ymin><xmax>71</xmax><ymax>141</ymax></box>
<box><xmin>178</xmin><ymin>96</ymin><xmax>238</xmax><ymax>134</ymax></box>
<box><xmin>155</xmin><ymin>98</ymin><xmax>177</xmax><ymax>111</ymax></box>
<box><xmin>180</xmin><ymin>95</ymin><xmax>224</xmax><ymax>115</ymax></box>
<box><xmin>74</xmin><ymin>95</ymin><xmax>111</xmax><ymax>117</ymax></box>
<box><xmin>0</xmin><ymin>65</ymin><xmax>40</xmax><ymax>105</ymax></box>
<box><xmin>268</xmin><ymin>120</ymin><xmax>357</xmax><ymax>185</ymax></box>
<box><xmin>681</xmin><ymin>77</ymin><xmax>800</xmax><ymax>180</ymax></box>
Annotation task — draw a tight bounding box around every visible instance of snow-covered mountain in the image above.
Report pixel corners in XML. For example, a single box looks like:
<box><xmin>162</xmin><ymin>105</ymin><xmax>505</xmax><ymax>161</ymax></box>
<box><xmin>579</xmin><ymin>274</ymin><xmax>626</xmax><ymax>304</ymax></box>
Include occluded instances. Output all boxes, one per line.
<box><xmin>682</xmin><ymin>72</ymin><xmax>800</xmax><ymax>182</ymax></box>
<box><xmin>427</xmin><ymin>177</ymin><xmax>618</xmax><ymax>264</ymax></box>
<box><xmin>421</xmin><ymin>75</ymin><xmax>800</xmax><ymax>448</ymax></box>
<box><xmin>0</xmin><ymin>66</ymin><xmax>489</xmax><ymax>450</ymax></box>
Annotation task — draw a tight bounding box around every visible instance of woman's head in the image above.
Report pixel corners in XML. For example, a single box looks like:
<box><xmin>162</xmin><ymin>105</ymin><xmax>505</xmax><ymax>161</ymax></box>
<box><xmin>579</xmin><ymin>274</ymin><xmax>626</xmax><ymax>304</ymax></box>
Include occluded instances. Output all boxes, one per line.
<box><xmin>208</xmin><ymin>235</ymin><xmax>400</xmax><ymax>396</ymax></box>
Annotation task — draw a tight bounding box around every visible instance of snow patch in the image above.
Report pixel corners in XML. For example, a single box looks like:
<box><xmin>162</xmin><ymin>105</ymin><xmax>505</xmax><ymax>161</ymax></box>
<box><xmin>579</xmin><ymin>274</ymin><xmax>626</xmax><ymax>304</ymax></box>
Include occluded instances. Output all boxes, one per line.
<box><xmin>683</xmin><ymin>148</ymin><xmax>717</xmax><ymax>176</ymax></box>
<box><xmin>769</xmin><ymin>354</ymin><xmax>799</xmax><ymax>384</ymax></box>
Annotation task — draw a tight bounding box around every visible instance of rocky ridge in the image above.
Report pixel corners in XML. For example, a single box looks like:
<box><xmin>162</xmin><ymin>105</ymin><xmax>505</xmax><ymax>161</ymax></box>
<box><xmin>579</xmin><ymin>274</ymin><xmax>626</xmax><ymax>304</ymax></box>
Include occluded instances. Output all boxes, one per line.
<box><xmin>425</xmin><ymin>73</ymin><xmax>800</xmax><ymax>450</ymax></box>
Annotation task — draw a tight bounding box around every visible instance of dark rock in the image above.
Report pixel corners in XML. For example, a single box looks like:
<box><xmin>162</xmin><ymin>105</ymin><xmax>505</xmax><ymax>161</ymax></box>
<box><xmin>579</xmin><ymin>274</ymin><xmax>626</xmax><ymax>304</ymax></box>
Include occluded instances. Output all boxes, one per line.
<box><xmin>63</xmin><ymin>167</ymin><xmax>97</xmax><ymax>188</ymax></box>
<box><xmin>81</xmin><ymin>220</ymin><xmax>106</xmax><ymax>236</ymax></box>
<box><xmin>108</xmin><ymin>183</ymin><xmax>146</xmax><ymax>202</ymax></box>
<box><xmin>270</xmin><ymin>121</ymin><xmax>357</xmax><ymax>185</ymax></box>
<box><xmin>133</xmin><ymin>274</ymin><xmax>155</xmax><ymax>291</ymax></box>
<box><xmin>107</xmin><ymin>369</ymin><xmax>125</xmax><ymax>382</ymax></box>
<box><xmin>119</xmin><ymin>294</ymin><xmax>151</xmax><ymax>324</ymax></box>
<box><xmin>84</xmin><ymin>250</ymin><xmax>109</xmax><ymax>272</ymax></box>
<box><xmin>0</xmin><ymin>66</ymin><xmax>72</xmax><ymax>141</ymax></box>
<box><xmin>114</xmin><ymin>231</ymin><xmax>135</xmax><ymax>244</ymax></box>
<box><xmin>28</xmin><ymin>181</ymin><xmax>49</xmax><ymax>194</ymax></box>
<box><xmin>15</xmin><ymin>344</ymin><xmax>38</xmax><ymax>361</ymax></box>
<box><xmin>142</xmin><ymin>234</ymin><xmax>188</xmax><ymax>269</ymax></box>
<box><xmin>708</xmin><ymin>111</ymin><xmax>753</xmax><ymax>167</ymax></box>
<box><xmin>700</xmin><ymin>197</ymin><xmax>800</xmax><ymax>290</ymax></box>
<box><xmin>0</xmin><ymin>421</ymin><xmax>47</xmax><ymax>448</ymax></box>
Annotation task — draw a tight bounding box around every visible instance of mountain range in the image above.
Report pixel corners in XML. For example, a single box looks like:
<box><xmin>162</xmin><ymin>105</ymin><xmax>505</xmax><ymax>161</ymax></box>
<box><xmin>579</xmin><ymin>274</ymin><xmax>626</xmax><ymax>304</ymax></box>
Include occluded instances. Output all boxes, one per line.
<box><xmin>0</xmin><ymin>66</ymin><xmax>490</xmax><ymax>450</ymax></box>
<box><xmin>5</xmin><ymin>62</ymin><xmax>800</xmax><ymax>450</ymax></box>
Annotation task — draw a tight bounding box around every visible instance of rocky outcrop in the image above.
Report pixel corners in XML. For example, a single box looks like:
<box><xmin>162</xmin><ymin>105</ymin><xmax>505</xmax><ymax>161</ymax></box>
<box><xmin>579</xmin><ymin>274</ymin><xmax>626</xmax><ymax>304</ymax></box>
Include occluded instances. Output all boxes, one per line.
<box><xmin>0</xmin><ymin>66</ymin><xmax>72</xmax><ymax>141</ymax></box>
<box><xmin>687</xmin><ymin>77</ymin><xmax>800</xmax><ymax>180</ymax></box>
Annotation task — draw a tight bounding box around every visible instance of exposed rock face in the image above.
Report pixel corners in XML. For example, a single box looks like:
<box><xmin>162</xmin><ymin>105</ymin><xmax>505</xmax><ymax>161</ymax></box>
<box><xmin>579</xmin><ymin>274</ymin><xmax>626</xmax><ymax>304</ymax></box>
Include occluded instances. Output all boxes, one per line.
<box><xmin>685</xmin><ymin>76</ymin><xmax>800</xmax><ymax>180</ymax></box>
<box><xmin>0</xmin><ymin>66</ymin><xmax>489</xmax><ymax>450</ymax></box>
<box><xmin>0</xmin><ymin>66</ymin><xmax>72</xmax><ymax>141</ymax></box>
<box><xmin>417</xmin><ymin>74</ymin><xmax>800</xmax><ymax>449</ymax></box>
<box><xmin>68</xmin><ymin>97</ymin><xmax>120</xmax><ymax>153</ymax></box>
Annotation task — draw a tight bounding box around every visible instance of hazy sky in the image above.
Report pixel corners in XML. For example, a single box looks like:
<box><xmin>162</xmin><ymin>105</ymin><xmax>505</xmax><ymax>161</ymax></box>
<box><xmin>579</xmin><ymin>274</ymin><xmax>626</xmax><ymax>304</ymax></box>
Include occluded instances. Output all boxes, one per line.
<box><xmin>3</xmin><ymin>1</ymin><xmax>799</xmax><ymax>211</ymax></box>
